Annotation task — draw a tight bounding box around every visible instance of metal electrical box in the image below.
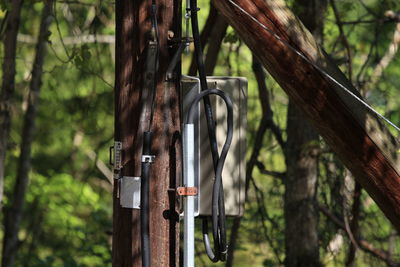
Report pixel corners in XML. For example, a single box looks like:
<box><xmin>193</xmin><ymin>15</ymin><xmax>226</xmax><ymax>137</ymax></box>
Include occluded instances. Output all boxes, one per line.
<box><xmin>181</xmin><ymin>76</ymin><xmax>247</xmax><ymax>217</ymax></box>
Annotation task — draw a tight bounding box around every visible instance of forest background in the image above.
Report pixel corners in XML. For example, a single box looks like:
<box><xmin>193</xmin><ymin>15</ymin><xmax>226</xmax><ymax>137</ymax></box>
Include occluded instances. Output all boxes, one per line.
<box><xmin>0</xmin><ymin>0</ymin><xmax>400</xmax><ymax>266</ymax></box>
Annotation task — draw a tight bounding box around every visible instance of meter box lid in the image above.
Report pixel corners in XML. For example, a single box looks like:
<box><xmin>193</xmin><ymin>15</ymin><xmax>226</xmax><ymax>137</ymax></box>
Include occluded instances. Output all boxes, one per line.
<box><xmin>181</xmin><ymin>76</ymin><xmax>247</xmax><ymax>217</ymax></box>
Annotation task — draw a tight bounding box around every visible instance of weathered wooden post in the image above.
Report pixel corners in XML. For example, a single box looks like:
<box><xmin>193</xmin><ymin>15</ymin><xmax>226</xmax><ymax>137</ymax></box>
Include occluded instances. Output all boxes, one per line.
<box><xmin>113</xmin><ymin>1</ymin><xmax>181</xmax><ymax>266</ymax></box>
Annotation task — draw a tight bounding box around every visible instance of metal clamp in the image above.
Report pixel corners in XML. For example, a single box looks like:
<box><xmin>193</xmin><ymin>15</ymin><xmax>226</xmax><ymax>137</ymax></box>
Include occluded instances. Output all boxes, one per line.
<box><xmin>142</xmin><ymin>155</ymin><xmax>155</xmax><ymax>163</ymax></box>
<box><xmin>177</xmin><ymin>187</ymin><xmax>198</xmax><ymax>196</ymax></box>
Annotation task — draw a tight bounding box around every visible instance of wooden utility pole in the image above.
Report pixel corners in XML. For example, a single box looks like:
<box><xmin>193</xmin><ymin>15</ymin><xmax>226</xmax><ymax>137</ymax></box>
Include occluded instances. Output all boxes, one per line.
<box><xmin>113</xmin><ymin>1</ymin><xmax>181</xmax><ymax>266</ymax></box>
<box><xmin>213</xmin><ymin>0</ymin><xmax>400</xmax><ymax>230</ymax></box>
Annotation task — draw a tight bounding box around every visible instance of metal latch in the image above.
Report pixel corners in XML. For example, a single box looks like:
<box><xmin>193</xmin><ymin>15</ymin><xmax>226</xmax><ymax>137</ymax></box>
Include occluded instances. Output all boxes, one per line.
<box><xmin>142</xmin><ymin>155</ymin><xmax>155</xmax><ymax>163</ymax></box>
<box><xmin>120</xmin><ymin>176</ymin><xmax>141</xmax><ymax>209</ymax></box>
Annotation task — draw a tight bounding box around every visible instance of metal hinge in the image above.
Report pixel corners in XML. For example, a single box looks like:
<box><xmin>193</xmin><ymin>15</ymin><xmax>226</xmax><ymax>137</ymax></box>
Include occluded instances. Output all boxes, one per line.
<box><xmin>141</xmin><ymin>155</ymin><xmax>155</xmax><ymax>163</ymax></box>
<box><xmin>110</xmin><ymin>141</ymin><xmax>122</xmax><ymax>169</ymax></box>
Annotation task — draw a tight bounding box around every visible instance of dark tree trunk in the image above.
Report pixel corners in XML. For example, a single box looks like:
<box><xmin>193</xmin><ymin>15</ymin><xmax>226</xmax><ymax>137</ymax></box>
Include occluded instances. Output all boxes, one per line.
<box><xmin>284</xmin><ymin>1</ymin><xmax>327</xmax><ymax>266</ymax></box>
<box><xmin>113</xmin><ymin>0</ymin><xmax>181</xmax><ymax>266</ymax></box>
<box><xmin>345</xmin><ymin>182</ymin><xmax>362</xmax><ymax>267</ymax></box>
<box><xmin>0</xmin><ymin>0</ymin><xmax>24</xmax><ymax>207</ymax></box>
<box><xmin>2</xmin><ymin>1</ymin><xmax>53</xmax><ymax>266</ymax></box>
<box><xmin>203</xmin><ymin>16</ymin><xmax>228</xmax><ymax>75</ymax></box>
<box><xmin>284</xmin><ymin>101</ymin><xmax>320</xmax><ymax>267</ymax></box>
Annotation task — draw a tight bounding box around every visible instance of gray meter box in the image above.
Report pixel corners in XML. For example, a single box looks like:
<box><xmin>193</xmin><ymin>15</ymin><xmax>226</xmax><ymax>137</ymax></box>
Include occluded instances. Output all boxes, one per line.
<box><xmin>120</xmin><ymin>176</ymin><xmax>141</xmax><ymax>209</ymax></box>
<box><xmin>181</xmin><ymin>76</ymin><xmax>247</xmax><ymax>217</ymax></box>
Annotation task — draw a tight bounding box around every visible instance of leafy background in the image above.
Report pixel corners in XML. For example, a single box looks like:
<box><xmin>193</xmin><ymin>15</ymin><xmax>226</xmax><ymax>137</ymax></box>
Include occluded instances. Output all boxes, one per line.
<box><xmin>1</xmin><ymin>0</ymin><xmax>400</xmax><ymax>266</ymax></box>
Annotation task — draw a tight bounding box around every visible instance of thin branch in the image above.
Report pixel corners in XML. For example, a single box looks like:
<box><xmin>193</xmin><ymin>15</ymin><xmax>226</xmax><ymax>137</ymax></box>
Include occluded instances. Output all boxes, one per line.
<box><xmin>345</xmin><ymin>182</ymin><xmax>362</xmax><ymax>267</ymax></box>
<box><xmin>250</xmin><ymin>177</ymin><xmax>283</xmax><ymax>265</ymax></box>
<box><xmin>318</xmin><ymin>204</ymin><xmax>397</xmax><ymax>266</ymax></box>
<box><xmin>252</xmin><ymin>57</ymin><xmax>285</xmax><ymax>150</ymax></box>
<box><xmin>18</xmin><ymin>33</ymin><xmax>115</xmax><ymax>45</ymax></box>
<box><xmin>255</xmin><ymin>161</ymin><xmax>285</xmax><ymax>179</ymax></box>
<box><xmin>361</xmin><ymin>14</ymin><xmax>400</xmax><ymax>93</ymax></box>
<box><xmin>341</xmin><ymin>18</ymin><xmax>394</xmax><ymax>25</ymax></box>
<box><xmin>330</xmin><ymin>0</ymin><xmax>353</xmax><ymax>80</ymax></box>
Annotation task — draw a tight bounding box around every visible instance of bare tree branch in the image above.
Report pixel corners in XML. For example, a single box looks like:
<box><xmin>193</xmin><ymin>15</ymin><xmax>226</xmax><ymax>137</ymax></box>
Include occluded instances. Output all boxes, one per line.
<box><xmin>18</xmin><ymin>33</ymin><xmax>115</xmax><ymax>44</ymax></box>
<box><xmin>361</xmin><ymin>13</ymin><xmax>400</xmax><ymax>93</ymax></box>
<box><xmin>330</xmin><ymin>0</ymin><xmax>353</xmax><ymax>80</ymax></box>
<box><xmin>318</xmin><ymin>204</ymin><xmax>397</xmax><ymax>266</ymax></box>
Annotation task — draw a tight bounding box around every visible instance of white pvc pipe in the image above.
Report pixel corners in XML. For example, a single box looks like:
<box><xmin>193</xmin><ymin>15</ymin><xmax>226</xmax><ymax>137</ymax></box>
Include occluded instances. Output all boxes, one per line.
<box><xmin>183</xmin><ymin>124</ymin><xmax>195</xmax><ymax>267</ymax></box>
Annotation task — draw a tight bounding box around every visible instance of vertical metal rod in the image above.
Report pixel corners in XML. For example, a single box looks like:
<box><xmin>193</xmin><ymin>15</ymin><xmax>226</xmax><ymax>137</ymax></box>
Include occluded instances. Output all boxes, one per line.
<box><xmin>183</xmin><ymin>124</ymin><xmax>195</xmax><ymax>267</ymax></box>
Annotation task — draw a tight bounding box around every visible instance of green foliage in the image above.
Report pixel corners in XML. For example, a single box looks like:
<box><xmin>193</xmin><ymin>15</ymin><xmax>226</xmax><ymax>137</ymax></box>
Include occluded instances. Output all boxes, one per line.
<box><xmin>190</xmin><ymin>0</ymin><xmax>400</xmax><ymax>266</ymax></box>
<box><xmin>2</xmin><ymin>0</ymin><xmax>400</xmax><ymax>266</ymax></box>
<box><xmin>1</xmin><ymin>0</ymin><xmax>114</xmax><ymax>266</ymax></box>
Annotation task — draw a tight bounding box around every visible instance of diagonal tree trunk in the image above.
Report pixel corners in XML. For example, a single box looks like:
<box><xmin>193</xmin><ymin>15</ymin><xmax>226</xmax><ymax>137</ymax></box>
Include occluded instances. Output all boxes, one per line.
<box><xmin>0</xmin><ymin>0</ymin><xmax>24</xmax><ymax>208</ymax></box>
<box><xmin>284</xmin><ymin>1</ymin><xmax>327</xmax><ymax>266</ymax></box>
<box><xmin>2</xmin><ymin>1</ymin><xmax>53</xmax><ymax>266</ymax></box>
<box><xmin>212</xmin><ymin>0</ymin><xmax>400</xmax><ymax>232</ymax></box>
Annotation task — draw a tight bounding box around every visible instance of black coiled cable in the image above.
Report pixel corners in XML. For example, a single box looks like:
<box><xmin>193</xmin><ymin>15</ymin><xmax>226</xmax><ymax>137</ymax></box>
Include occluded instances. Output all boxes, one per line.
<box><xmin>186</xmin><ymin>89</ymin><xmax>233</xmax><ymax>262</ymax></box>
<box><xmin>140</xmin><ymin>1</ymin><xmax>159</xmax><ymax>267</ymax></box>
<box><xmin>189</xmin><ymin>0</ymin><xmax>230</xmax><ymax>260</ymax></box>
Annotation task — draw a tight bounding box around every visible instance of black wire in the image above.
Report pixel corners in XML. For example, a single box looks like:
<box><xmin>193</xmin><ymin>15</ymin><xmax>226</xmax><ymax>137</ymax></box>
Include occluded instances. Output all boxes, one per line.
<box><xmin>141</xmin><ymin>132</ymin><xmax>153</xmax><ymax>267</ymax></box>
<box><xmin>186</xmin><ymin>89</ymin><xmax>233</xmax><ymax>262</ymax></box>
<box><xmin>141</xmin><ymin>1</ymin><xmax>158</xmax><ymax>267</ymax></box>
<box><xmin>189</xmin><ymin>0</ymin><xmax>230</xmax><ymax>262</ymax></box>
<box><xmin>189</xmin><ymin>0</ymin><xmax>219</xmax><ymax>169</ymax></box>
<box><xmin>148</xmin><ymin>0</ymin><xmax>159</xmax><ymax>131</ymax></box>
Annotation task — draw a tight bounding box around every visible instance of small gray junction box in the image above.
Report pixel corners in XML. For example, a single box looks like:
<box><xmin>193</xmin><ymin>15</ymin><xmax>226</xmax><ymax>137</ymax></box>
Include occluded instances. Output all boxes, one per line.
<box><xmin>120</xmin><ymin>176</ymin><xmax>141</xmax><ymax>209</ymax></box>
<box><xmin>181</xmin><ymin>76</ymin><xmax>247</xmax><ymax>217</ymax></box>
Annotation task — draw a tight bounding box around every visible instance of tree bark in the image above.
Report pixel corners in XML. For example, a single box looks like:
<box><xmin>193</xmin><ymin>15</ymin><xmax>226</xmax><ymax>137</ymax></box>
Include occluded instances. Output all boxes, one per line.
<box><xmin>0</xmin><ymin>0</ymin><xmax>24</xmax><ymax>208</ymax></box>
<box><xmin>2</xmin><ymin>1</ymin><xmax>53</xmax><ymax>266</ymax></box>
<box><xmin>284</xmin><ymin>103</ymin><xmax>320</xmax><ymax>267</ymax></box>
<box><xmin>212</xmin><ymin>0</ymin><xmax>400</xmax><ymax>231</ymax></box>
<box><xmin>203</xmin><ymin>16</ymin><xmax>228</xmax><ymax>75</ymax></box>
<box><xmin>113</xmin><ymin>0</ymin><xmax>181</xmax><ymax>266</ymax></box>
<box><xmin>284</xmin><ymin>1</ymin><xmax>327</xmax><ymax>266</ymax></box>
<box><xmin>345</xmin><ymin>182</ymin><xmax>362</xmax><ymax>267</ymax></box>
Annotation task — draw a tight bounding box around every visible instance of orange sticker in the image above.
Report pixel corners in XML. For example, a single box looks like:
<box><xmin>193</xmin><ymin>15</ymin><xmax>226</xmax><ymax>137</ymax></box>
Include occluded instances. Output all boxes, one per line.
<box><xmin>176</xmin><ymin>187</ymin><xmax>198</xmax><ymax>196</ymax></box>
